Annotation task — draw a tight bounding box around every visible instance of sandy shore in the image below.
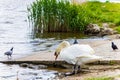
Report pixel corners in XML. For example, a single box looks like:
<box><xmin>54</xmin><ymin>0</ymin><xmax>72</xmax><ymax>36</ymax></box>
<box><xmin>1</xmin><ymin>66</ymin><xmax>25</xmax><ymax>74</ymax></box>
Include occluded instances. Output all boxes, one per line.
<box><xmin>13</xmin><ymin>34</ymin><xmax>120</xmax><ymax>80</ymax></box>
<box><xmin>16</xmin><ymin>35</ymin><xmax>120</xmax><ymax>61</ymax></box>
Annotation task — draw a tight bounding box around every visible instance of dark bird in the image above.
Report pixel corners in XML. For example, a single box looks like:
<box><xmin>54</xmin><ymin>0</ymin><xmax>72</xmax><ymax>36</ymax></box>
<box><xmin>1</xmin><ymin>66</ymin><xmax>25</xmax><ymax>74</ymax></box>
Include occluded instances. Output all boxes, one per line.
<box><xmin>73</xmin><ymin>39</ymin><xmax>78</xmax><ymax>44</ymax></box>
<box><xmin>4</xmin><ymin>47</ymin><xmax>13</xmax><ymax>59</ymax></box>
<box><xmin>111</xmin><ymin>42</ymin><xmax>118</xmax><ymax>50</ymax></box>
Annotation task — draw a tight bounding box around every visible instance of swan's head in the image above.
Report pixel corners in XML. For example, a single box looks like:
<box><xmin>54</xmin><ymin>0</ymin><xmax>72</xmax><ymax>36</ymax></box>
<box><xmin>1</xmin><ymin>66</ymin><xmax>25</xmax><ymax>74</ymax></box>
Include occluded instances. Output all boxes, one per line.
<box><xmin>54</xmin><ymin>41</ymin><xmax>70</xmax><ymax>60</ymax></box>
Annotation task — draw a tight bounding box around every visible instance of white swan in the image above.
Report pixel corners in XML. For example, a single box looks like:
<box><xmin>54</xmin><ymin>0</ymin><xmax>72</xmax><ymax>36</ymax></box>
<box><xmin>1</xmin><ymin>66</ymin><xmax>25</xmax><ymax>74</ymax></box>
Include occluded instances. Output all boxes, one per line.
<box><xmin>54</xmin><ymin>41</ymin><xmax>101</xmax><ymax>74</ymax></box>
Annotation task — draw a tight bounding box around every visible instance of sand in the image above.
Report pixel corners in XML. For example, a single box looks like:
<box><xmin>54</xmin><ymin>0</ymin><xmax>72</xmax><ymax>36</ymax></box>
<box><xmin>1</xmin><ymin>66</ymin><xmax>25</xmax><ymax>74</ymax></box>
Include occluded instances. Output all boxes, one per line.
<box><xmin>14</xmin><ymin>34</ymin><xmax>120</xmax><ymax>80</ymax></box>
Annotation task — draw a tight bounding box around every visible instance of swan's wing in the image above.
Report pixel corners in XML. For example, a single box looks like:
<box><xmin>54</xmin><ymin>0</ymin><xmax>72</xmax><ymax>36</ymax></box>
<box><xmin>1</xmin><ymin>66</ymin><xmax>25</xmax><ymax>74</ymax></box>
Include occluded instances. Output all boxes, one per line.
<box><xmin>59</xmin><ymin>44</ymin><xmax>95</xmax><ymax>60</ymax></box>
<box><xmin>77</xmin><ymin>44</ymin><xmax>95</xmax><ymax>54</ymax></box>
<box><xmin>59</xmin><ymin>44</ymin><xmax>99</xmax><ymax>65</ymax></box>
<box><xmin>67</xmin><ymin>44</ymin><xmax>95</xmax><ymax>55</ymax></box>
<box><xmin>76</xmin><ymin>54</ymin><xmax>102</xmax><ymax>65</ymax></box>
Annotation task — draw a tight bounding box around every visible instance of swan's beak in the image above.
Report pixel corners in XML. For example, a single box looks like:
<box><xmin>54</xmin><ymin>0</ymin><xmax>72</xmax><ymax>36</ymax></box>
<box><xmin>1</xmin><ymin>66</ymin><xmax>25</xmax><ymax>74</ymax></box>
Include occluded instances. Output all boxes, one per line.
<box><xmin>54</xmin><ymin>52</ymin><xmax>58</xmax><ymax>60</ymax></box>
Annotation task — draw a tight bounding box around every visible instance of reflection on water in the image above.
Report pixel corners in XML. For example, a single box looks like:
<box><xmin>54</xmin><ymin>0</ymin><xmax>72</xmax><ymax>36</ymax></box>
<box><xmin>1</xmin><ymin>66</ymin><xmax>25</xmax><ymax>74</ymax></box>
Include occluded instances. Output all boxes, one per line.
<box><xmin>35</xmin><ymin>32</ymin><xmax>88</xmax><ymax>39</ymax></box>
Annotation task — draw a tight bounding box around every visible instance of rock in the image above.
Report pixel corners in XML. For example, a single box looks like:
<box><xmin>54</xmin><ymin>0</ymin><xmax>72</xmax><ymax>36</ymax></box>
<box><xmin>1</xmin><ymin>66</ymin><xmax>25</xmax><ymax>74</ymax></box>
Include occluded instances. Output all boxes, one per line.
<box><xmin>116</xmin><ymin>34</ymin><xmax>120</xmax><ymax>39</ymax></box>
<box><xmin>20</xmin><ymin>63</ymin><xmax>29</xmax><ymax>67</ymax></box>
<box><xmin>38</xmin><ymin>65</ymin><xmax>47</xmax><ymax>69</ymax></box>
<box><xmin>20</xmin><ymin>63</ymin><xmax>47</xmax><ymax>69</ymax></box>
<box><xmin>28</xmin><ymin>64</ymin><xmax>38</xmax><ymax>69</ymax></box>
<box><xmin>85</xmin><ymin>23</ymin><xmax>101</xmax><ymax>35</ymax></box>
<box><xmin>102</xmin><ymin>23</ymin><xmax>109</xmax><ymax>28</ymax></box>
<box><xmin>99</xmin><ymin>27</ymin><xmax>115</xmax><ymax>37</ymax></box>
<box><xmin>102</xmin><ymin>27</ymin><xmax>114</xmax><ymax>34</ymax></box>
<box><xmin>99</xmin><ymin>23</ymin><xmax>116</xmax><ymax>36</ymax></box>
<box><xmin>85</xmin><ymin>23</ymin><xmax>117</xmax><ymax>37</ymax></box>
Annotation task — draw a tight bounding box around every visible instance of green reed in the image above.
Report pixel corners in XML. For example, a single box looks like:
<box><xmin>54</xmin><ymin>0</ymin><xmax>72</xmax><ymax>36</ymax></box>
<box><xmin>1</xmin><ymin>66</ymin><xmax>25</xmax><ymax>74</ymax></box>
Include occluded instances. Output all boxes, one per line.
<box><xmin>28</xmin><ymin>0</ymin><xmax>90</xmax><ymax>33</ymax></box>
<box><xmin>28</xmin><ymin>0</ymin><xmax>120</xmax><ymax>34</ymax></box>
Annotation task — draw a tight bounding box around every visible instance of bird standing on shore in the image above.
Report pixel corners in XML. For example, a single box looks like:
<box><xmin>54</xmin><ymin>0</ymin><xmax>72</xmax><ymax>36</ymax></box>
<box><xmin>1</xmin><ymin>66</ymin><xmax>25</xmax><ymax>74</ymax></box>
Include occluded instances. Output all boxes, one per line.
<box><xmin>54</xmin><ymin>41</ymin><xmax>101</xmax><ymax>75</ymax></box>
<box><xmin>4</xmin><ymin>47</ymin><xmax>14</xmax><ymax>59</ymax></box>
<box><xmin>111</xmin><ymin>42</ymin><xmax>118</xmax><ymax>51</ymax></box>
<box><xmin>73</xmin><ymin>39</ymin><xmax>78</xmax><ymax>44</ymax></box>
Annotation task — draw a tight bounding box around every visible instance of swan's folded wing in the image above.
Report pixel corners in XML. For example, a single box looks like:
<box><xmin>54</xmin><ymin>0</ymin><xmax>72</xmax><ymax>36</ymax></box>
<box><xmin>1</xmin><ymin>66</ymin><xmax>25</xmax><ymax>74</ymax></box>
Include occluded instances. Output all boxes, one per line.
<box><xmin>76</xmin><ymin>54</ymin><xmax>102</xmax><ymax>65</ymax></box>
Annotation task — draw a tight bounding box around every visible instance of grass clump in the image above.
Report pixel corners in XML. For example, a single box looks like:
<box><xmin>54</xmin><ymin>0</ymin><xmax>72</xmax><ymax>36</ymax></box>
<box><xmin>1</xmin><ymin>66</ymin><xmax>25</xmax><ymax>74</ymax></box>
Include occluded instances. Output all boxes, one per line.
<box><xmin>86</xmin><ymin>77</ymin><xmax>114</xmax><ymax>80</ymax></box>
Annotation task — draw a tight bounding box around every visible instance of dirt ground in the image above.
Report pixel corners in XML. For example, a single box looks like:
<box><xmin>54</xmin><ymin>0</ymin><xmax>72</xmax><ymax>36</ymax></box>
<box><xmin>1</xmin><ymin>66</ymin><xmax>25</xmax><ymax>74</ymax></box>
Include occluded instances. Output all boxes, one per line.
<box><xmin>59</xmin><ymin>34</ymin><xmax>120</xmax><ymax>80</ymax></box>
<box><xmin>59</xmin><ymin>65</ymin><xmax>120</xmax><ymax>80</ymax></box>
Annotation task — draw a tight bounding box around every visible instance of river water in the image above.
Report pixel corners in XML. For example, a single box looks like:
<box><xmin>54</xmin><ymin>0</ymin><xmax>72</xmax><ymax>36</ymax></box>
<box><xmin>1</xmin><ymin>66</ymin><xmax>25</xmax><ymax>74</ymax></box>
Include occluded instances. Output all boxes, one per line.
<box><xmin>0</xmin><ymin>0</ymin><xmax>64</xmax><ymax>60</ymax></box>
<box><xmin>0</xmin><ymin>0</ymin><xmax>35</xmax><ymax>60</ymax></box>
<box><xmin>0</xmin><ymin>0</ymin><xmax>87</xmax><ymax>79</ymax></box>
<box><xmin>0</xmin><ymin>0</ymin><xmax>61</xmax><ymax>80</ymax></box>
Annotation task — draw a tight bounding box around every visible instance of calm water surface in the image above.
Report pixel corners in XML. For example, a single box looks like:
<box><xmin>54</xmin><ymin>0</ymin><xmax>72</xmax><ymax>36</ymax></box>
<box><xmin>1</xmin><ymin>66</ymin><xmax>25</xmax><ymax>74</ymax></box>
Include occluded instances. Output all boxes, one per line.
<box><xmin>0</xmin><ymin>0</ymin><xmax>35</xmax><ymax>60</ymax></box>
<box><xmin>0</xmin><ymin>0</ymin><xmax>60</xmax><ymax>80</ymax></box>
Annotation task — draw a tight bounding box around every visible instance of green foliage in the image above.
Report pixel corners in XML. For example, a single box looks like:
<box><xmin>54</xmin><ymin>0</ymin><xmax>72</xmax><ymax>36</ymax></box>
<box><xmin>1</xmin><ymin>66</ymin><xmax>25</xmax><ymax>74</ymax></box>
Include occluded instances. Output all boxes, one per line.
<box><xmin>84</xmin><ymin>2</ymin><xmax>120</xmax><ymax>24</ymax></box>
<box><xmin>28</xmin><ymin>0</ymin><xmax>120</xmax><ymax>33</ymax></box>
<box><xmin>28</xmin><ymin>0</ymin><xmax>90</xmax><ymax>33</ymax></box>
<box><xmin>86</xmin><ymin>77</ymin><xmax>114</xmax><ymax>80</ymax></box>
<box><xmin>115</xmin><ymin>26</ymin><xmax>120</xmax><ymax>34</ymax></box>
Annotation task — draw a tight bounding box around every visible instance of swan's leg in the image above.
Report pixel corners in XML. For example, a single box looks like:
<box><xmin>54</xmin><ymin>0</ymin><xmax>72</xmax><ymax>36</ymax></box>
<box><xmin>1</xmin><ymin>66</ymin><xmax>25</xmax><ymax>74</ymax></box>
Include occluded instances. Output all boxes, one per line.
<box><xmin>72</xmin><ymin>64</ymin><xmax>78</xmax><ymax>74</ymax></box>
<box><xmin>77</xmin><ymin>65</ymin><xmax>81</xmax><ymax>73</ymax></box>
<box><xmin>64</xmin><ymin>64</ymin><xmax>77</xmax><ymax>76</ymax></box>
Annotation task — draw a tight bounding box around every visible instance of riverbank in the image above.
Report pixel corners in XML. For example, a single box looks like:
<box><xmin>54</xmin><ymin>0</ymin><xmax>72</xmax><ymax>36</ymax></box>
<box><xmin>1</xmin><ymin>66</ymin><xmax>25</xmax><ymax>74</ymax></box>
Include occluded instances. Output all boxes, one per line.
<box><xmin>1</xmin><ymin>34</ymin><xmax>118</xmax><ymax>79</ymax></box>
<box><xmin>1</xmin><ymin>34</ymin><xmax>120</xmax><ymax>80</ymax></box>
<box><xmin>15</xmin><ymin>34</ymin><xmax>120</xmax><ymax>61</ymax></box>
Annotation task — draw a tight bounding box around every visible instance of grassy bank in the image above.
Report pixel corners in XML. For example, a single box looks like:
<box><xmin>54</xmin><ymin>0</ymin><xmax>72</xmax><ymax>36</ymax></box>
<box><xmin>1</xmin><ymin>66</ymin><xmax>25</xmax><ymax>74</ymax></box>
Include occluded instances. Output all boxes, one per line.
<box><xmin>86</xmin><ymin>77</ymin><xmax>114</xmax><ymax>80</ymax></box>
<box><xmin>28</xmin><ymin>0</ymin><xmax>120</xmax><ymax>34</ymax></box>
<box><xmin>83</xmin><ymin>1</ymin><xmax>120</xmax><ymax>26</ymax></box>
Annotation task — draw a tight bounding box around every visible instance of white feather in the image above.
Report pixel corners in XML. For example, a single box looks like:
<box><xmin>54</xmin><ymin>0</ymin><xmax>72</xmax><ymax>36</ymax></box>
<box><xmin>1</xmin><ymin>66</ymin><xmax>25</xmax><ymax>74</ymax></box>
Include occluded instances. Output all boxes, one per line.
<box><xmin>59</xmin><ymin>44</ymin><xmax>101</xmax><ymax>65</ymax></box>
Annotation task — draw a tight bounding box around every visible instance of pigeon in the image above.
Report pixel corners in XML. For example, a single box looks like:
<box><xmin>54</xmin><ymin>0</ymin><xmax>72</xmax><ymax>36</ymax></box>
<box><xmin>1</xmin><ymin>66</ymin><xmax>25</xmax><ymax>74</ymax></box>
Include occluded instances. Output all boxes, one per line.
<box><xmin>73</xmin><ymin>39</ymin><xmax>78</xmax><ymax>44</ymax></box>
<box><xmin>4</xmin><ymin>47</ymin><xmax>13</xmax><ymax>59</ymax></box>
<box><xmin>111</xmin><ymin>42</ymin><xmax>118</xmax><ymax>50</ymax></box>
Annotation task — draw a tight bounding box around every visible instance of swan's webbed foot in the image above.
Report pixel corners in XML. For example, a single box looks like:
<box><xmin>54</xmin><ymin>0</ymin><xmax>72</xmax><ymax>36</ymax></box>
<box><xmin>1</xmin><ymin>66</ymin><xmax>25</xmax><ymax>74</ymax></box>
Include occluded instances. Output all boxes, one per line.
<box><xmin>63</xmin><ymin>65</ymin><xmax>81</xmax><ymax>76</ymax></box>
<box><xmin>64</xmin><ymin>71</ymin><xmax>75</xmax><ymax>76</ymax></box>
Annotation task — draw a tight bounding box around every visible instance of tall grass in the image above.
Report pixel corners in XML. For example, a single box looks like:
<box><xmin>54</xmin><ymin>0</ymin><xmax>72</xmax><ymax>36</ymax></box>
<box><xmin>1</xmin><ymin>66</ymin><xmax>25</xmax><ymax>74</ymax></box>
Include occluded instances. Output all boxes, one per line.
<box><xmin>28</xmin><ymin>0</ymin><xmax>120</xmax><ymax>34</ymax></box>
<box><xmin>86</xmin><ymin>77</ymin><xmax>114</xmax><ymax>80</ymax></box>
<box><xmin>28</xmin><ymin>0</ymin><xmax>90</xmax><ymax>33</ymax></box>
